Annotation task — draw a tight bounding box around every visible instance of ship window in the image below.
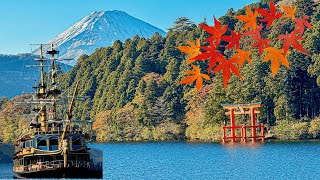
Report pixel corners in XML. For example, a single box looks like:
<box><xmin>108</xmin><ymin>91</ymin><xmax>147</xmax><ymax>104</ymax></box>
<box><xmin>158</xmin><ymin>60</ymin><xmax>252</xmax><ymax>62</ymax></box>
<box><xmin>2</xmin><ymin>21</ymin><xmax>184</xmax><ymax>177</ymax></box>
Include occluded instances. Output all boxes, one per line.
<box><xmin>49</xmin><ymin>138</ymin><xmax>59</xmax><ymax>146</ymax></box>
<box><xmin>83</xmin><ymin>157</ymin><xmax>89</xmax><ymax>161</ymax></box>
<box><xmin>72</xmin><ymin>138</ymin><xmax>81</xmax><ymax>146</ymax></box>
<box><xmin>70</xmin><ymin>155</ymin><xmax>77</xmax><ymax>160</ymax></box>
<box><xmin>25</xmin><ymin>141</ymin><xmax>30</xmax><ymax>148</ymax></box>
<box><xmin>38</xmin><ymin>139</ymin><xmax>47</xmax><ymax>146</ymax></box>
<box><xmin>43</xmin><ymin>156</ymin><xmax>53</xmax><ymax>162</ymax></box>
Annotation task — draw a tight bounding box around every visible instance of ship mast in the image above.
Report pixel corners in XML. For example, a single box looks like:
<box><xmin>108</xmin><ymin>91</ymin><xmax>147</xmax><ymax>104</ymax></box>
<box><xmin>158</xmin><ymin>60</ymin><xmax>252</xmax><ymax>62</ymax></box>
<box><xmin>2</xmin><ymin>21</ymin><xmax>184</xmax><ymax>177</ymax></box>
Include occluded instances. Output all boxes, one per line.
<box><xmin>39</xmin><ymin>45</ymin><xmax>47</xmax><ymax>132</ymax></box>
<box><xmin>33</xmin><ymin>44</ymin><xmax>61</xmax><ymax>131</ymax></box>
<box><xmin>47</xmin><ymin>44</ymin><xmax>60</xmax><ymax>123</ymax></box>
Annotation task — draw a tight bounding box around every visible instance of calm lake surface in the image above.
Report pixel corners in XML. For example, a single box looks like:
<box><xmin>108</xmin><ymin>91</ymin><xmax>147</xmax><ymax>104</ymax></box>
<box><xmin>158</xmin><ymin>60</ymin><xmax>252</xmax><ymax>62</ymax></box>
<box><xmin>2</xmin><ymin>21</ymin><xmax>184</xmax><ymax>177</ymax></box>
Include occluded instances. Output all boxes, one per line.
<box><xmin>1</xmin><ymin>141</ymin><xmax>320</xmax><ymax>179</ymax></box>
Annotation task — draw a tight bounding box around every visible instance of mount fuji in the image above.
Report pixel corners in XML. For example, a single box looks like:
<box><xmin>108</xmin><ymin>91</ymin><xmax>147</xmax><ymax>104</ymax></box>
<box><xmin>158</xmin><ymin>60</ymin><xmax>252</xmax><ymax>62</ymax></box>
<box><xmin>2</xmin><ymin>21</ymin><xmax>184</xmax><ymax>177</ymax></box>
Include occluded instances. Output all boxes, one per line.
<box><xmin>37</xmin><ymin>10</ymin><xmax>166</xmax><ymax>65</ymax></box>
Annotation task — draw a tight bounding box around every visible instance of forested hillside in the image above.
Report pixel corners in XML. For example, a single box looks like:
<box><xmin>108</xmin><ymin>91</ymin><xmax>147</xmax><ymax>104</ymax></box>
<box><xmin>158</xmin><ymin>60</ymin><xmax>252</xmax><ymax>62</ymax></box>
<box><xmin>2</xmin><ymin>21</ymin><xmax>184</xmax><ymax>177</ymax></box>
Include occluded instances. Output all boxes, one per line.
<box><xmin>56</xmin><ymin>0</ymin><xmax>320</xmax><ymax>142</ymax></box>
<box><xmin>0</xmin><ymin>0</ymin><xmax>319</xmax><ymax>143</ymax></box>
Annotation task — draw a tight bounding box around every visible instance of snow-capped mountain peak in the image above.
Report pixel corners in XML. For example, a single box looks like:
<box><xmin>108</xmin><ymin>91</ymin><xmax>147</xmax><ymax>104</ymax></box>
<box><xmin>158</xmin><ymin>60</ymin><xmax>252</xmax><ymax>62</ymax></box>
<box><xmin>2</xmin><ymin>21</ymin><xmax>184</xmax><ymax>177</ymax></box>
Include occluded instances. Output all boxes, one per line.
<box><xmin>36</xmin><ymin>10</ymin><xmax>166</xmax><ymax>65</ymax></box>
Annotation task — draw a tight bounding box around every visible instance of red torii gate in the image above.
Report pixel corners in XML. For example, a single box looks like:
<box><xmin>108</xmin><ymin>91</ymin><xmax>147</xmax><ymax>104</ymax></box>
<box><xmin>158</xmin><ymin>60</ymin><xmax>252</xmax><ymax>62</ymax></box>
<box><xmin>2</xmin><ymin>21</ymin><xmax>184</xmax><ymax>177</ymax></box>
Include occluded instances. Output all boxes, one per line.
<box><xmin>221</xmin><ymin>102</ymin><xmax>265</xmax><ymax>143</ymax></box>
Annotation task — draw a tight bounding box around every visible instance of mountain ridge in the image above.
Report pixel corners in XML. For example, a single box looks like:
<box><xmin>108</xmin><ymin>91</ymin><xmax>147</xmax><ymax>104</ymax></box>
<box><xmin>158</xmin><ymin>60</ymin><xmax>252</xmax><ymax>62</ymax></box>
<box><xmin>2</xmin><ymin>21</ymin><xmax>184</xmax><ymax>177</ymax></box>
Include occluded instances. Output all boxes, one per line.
<box><xmin>0</xmin><ymin>54</ymin><xmax>72</xmax><ymax>98</ymax></box>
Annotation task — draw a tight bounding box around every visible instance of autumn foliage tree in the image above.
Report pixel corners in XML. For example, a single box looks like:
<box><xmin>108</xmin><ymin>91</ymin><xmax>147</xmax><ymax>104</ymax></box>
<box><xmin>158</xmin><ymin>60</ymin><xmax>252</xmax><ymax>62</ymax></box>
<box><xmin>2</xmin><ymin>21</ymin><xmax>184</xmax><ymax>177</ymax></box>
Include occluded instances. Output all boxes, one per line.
<box><xmin>177</xmin><ymin>0</ymin><xmax>313</xmax><ymax>90</ymax></box>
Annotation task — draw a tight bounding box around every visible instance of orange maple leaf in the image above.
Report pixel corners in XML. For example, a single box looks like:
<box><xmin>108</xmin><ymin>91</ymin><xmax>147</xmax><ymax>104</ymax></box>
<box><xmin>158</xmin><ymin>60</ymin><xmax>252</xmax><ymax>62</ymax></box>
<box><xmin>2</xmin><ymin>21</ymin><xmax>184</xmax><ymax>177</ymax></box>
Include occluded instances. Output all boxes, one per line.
<box><xmin>176</xmin><ymin>39</ymin><xmax>202</xmax><ymax>64</ymax></box>
<box><xmin>180</xmin><ymin>65</ymin><xmax>210</xmax><ymax>90</ymax></box>
<box><xmin>213</xmin><ymin>56</ymin><xmax>241</xmax><ymax>88</ymax></box>
<box><xmin>263</xmin><ymin>47</ymin><xmax>290</xmax><ymax>77</ymax></box>
<box><xmin>234</xmin><ymin>6</ymin><xmax>259</xmax><ymax>31</ymax></box>
<box><xmin>232</xmin><ymin>49</ymin><xmax>252</xmax><ymax>67</ymax></box>
<box><xmin>281</xmin><ymin>5</ymin><xmax>296</xmax><ymax>20</ymax></box>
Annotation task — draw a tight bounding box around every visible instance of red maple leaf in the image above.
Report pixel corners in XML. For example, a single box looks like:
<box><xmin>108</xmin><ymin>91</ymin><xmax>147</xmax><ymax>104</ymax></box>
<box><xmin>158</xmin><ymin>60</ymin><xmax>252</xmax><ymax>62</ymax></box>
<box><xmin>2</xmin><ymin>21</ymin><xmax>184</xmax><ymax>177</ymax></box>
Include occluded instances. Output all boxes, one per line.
<box><xmin>243</xmin><ymin>24</ymin><xmax>263</xmax><ymax>40</ymax></box>
<box><xmin>278</xmin><ymin>31</ymin><xmax>309</xmax><ymax>55</ymax></box>
<box><xmin>212</xmin><ymin>56</ymin><xmax>241</xmax><ymax>88</ymax></box>
<box><xmin>255</xmin><ymin>0</ymin><xmax>283</xmax><ymax>28</ymax></box>
<box><xmin>252</xmin><ymin>38</ymin><xmax>271</xmax><ymax>55</ymax></box>
<box><xmin>222</xmin><ymin>30</ymin><xmax>242</xmax><ymax>50</ymax></box>
<box><xmin>199</xmin><ymin>17</ymin><xmax>228</xmax><ymax>46</ymax></box>
<box><xmin>294</xmin><ymin>16</ymin><xmax>313</xmax><ymax>35</ymax></box>
<box><xmin>193</xmin><ymin>41</ymin><xmax>224</xmax><ymax>72</ymax></box>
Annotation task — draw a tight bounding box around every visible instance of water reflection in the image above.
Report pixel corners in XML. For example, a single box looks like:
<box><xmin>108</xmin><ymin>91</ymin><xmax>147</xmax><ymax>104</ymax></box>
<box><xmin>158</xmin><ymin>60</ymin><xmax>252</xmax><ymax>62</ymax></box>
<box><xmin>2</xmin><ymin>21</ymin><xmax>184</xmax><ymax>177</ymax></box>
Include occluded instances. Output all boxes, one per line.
<box><xmin>222</xmin><ymin>141</ymin><xmax>264</xmax><ymax>149</ymax></box>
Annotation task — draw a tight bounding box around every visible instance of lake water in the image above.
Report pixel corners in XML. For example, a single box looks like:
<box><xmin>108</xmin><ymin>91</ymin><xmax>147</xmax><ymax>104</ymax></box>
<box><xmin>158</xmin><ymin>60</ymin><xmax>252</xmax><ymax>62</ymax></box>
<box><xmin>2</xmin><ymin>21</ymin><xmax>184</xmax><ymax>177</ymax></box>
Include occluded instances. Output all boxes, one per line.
<box><xmin>1</xmin><ymin>141</ymin><xmax>320</xmax><ymax>179</ymax></box>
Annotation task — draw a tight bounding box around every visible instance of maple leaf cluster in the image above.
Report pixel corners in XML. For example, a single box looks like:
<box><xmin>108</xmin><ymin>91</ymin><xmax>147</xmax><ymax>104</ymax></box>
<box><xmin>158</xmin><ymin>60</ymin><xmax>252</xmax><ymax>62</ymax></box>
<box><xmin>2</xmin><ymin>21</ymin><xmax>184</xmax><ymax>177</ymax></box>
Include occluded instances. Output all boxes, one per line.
<box><xmin>177</xmin><ymin>0</ymin><xmax>313</xmax><ymax>90</ymax></box>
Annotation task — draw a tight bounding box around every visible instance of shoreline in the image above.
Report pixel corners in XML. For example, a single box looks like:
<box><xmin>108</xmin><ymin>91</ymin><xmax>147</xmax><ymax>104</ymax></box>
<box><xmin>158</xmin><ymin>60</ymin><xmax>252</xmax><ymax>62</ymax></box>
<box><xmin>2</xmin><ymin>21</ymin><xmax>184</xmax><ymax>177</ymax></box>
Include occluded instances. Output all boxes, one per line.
<box><xmin>89</xmin><ymin>138</ymin><xmax>320</xmax><ymax>144</ymax></box>
<box><xmin>4</xmin><ymin>138</ymin><xmax>320</xmax><ymax>146</ymax></box>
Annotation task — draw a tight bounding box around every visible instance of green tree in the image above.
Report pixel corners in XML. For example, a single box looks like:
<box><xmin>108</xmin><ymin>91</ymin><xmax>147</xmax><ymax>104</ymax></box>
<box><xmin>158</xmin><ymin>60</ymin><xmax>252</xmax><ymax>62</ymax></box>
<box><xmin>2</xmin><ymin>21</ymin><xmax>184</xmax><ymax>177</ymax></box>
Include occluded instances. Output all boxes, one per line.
<box><xmin>168</xmin><ymin>17</ymin><xmax>196</xmax><ymax>32</ymax></box>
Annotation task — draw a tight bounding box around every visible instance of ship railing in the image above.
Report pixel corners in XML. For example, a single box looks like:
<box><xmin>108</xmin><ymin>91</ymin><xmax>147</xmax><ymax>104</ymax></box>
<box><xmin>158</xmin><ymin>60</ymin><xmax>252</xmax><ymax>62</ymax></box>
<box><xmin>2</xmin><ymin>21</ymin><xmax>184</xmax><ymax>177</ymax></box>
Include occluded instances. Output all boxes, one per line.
<box><xmin>68</xmin><ymin>160</ymin><xmax>93</xmax><ymax>169</ymax></box>
<box><xmin>28</xmin><ymin>127</ymin><xmax>83</xmax><ymax>135</ymax></box>
<box><xmin>92</xmin><ymin>161</ymin><xmax>103</xmax><ymax>171</ymax></box>
<box><xmin>15</xmin><ymin>160</ymin><xmax>96</xmax><ymax>173</ymax></box>
<box><xmin>49</xmin><ymin>160</ymin><xmax>64</xmax><ymax>169</ymax></box>
<box><xmin>32</xmin><ymin>127</ymin><xmax>63</xmax><ymax>134</ymax></box>
<box><xmin>13</xmin><ymin>165</ymin><xmax>29</xmax><ymax>172</ymax></box>
<box><xmin>20</xmin><ymin>160</ymin><xmax>93</xmax><ymax>172</ymax></box>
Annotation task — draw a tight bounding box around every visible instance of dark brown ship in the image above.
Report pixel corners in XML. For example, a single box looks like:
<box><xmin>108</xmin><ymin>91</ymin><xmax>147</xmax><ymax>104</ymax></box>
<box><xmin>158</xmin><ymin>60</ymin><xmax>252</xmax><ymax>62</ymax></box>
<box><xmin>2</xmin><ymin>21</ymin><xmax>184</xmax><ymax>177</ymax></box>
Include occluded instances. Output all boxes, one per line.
<box><xmin>12</xmin><ymin>44</ymin><xmax>102</xmax><ymax>179</ymax></box>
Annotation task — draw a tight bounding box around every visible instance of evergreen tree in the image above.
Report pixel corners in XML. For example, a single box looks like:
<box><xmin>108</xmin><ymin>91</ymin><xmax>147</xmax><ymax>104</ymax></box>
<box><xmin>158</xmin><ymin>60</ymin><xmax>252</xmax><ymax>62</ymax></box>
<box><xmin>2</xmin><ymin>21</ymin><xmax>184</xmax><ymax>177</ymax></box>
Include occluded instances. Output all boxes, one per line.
<box><xmin>168</xmin><ymin>17</ymin><xmax>196</xmax><ymax>32</ymax></box>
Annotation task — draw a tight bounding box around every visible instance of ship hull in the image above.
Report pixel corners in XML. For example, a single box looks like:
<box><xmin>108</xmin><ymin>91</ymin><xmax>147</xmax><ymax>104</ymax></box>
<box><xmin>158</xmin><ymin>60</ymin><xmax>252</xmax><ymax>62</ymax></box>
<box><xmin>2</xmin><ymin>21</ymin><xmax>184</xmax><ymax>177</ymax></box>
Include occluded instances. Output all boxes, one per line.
<box><xmin>14</xmin><ymin>167</ymin><xmax>102</xmax><ymax>179</ymax></box>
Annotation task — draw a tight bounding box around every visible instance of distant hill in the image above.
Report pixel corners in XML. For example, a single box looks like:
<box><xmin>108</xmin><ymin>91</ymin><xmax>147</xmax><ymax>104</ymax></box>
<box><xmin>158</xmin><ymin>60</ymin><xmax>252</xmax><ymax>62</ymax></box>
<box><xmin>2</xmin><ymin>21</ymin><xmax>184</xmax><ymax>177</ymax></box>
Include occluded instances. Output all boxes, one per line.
<box><xmin>0</xmin><ymin>54</ymin><xmax>72</xmax><ymax>98</ymax></box>
<box><xmin>34</xmin><ymin>10</ymin><xmax>166</xmax><ymax>65</ymax></box>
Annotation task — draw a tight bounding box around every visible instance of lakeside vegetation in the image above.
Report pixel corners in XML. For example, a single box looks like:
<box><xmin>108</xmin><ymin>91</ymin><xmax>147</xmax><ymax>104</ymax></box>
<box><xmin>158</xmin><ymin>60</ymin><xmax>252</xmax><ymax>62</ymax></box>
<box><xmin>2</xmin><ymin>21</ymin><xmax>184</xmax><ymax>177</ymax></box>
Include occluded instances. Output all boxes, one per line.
<box><xmin>0</xmin><ymin>0</ymin><xmax>319</xmax><ymax>143</ymax></box>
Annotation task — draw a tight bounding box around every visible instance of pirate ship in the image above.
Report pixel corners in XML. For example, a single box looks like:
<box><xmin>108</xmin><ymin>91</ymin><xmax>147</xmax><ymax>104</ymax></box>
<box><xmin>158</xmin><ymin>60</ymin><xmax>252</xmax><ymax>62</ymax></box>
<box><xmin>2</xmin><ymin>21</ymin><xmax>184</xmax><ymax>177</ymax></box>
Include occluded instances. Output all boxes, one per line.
<box><xmin>12</xmin><ymin>44</ymin><xmax>102</xmax><ymax>178</ymax></box>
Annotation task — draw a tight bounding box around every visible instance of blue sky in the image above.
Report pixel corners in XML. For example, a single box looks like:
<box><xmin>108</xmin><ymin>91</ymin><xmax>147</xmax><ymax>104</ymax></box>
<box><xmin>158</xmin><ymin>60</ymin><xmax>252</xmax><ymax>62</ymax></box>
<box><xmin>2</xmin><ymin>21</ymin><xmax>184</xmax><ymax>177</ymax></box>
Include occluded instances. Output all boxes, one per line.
<box><xmin>0</xmin><ymin>0</ymin><xmax>258</xmax><ymax>54</ymax></box>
